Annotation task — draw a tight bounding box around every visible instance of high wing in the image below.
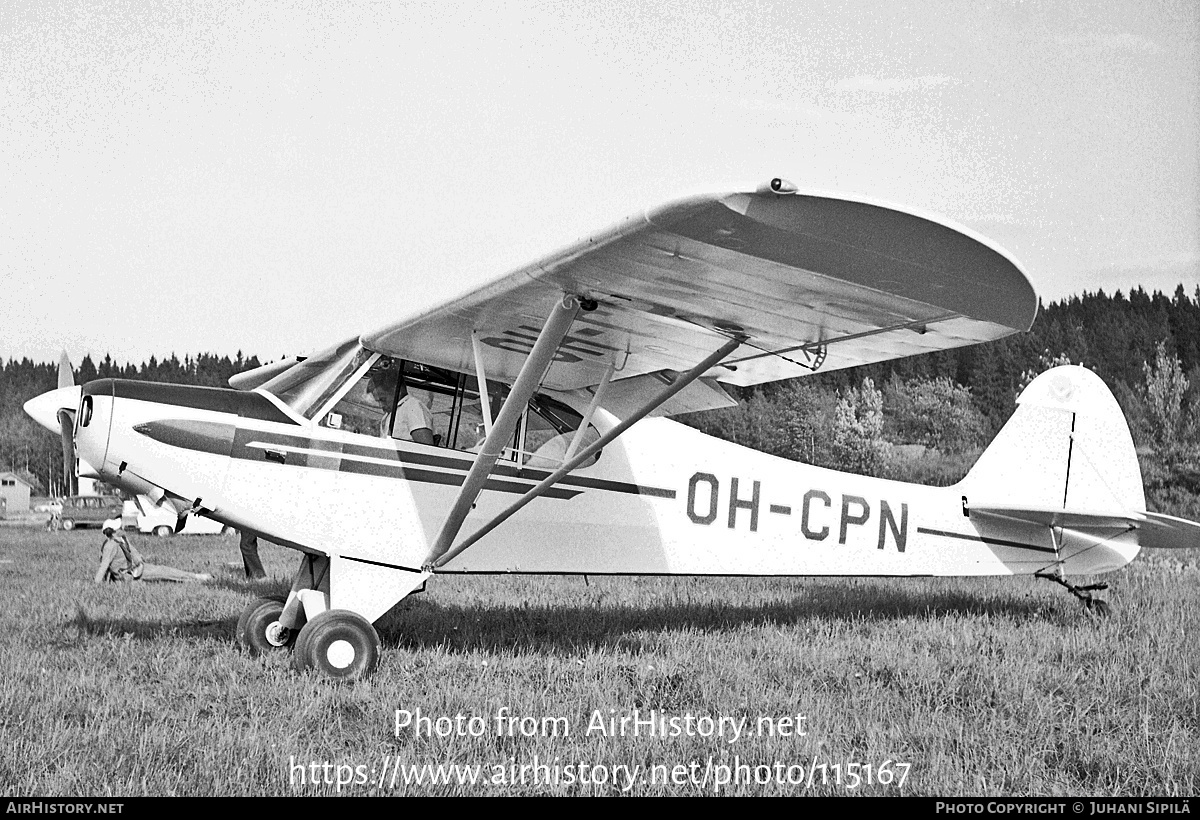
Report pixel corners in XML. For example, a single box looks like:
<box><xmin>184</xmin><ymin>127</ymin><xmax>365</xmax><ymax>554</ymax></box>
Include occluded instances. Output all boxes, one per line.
<box><xmin>362</xmin><ymin>180</ymin><xmax>1037</xmax><ymax>392</ymax></box>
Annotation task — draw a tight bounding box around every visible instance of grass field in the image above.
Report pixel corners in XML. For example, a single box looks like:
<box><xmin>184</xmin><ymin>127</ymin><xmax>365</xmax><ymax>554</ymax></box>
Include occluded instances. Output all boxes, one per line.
<box><xmin>0</xmin><ymin>526</ymin><xmax>1197</xmax><ymax>796</ymax></box>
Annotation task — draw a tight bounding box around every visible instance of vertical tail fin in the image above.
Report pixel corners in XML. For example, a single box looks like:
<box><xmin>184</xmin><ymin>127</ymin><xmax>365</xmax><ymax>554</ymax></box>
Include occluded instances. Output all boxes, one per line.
<box><xmin>961</xmin><ymin>365</ymin><xmax>1144</xmax><ymax>514</ymax></box>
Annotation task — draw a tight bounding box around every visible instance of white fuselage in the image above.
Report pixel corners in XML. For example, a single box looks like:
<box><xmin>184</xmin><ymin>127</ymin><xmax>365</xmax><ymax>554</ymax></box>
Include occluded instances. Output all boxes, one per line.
<box><xmin>74</xmin><ymin>379</ymin><xmax>1139</xmax><ymax>583</ymax></box>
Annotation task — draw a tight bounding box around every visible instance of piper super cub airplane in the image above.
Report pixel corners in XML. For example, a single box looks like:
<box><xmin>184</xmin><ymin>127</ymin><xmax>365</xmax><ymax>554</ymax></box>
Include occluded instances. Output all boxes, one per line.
<box><xmin>25</xmin><ymin>179</ymin><xmax>1200</xmax><ymax>679</ymax></box>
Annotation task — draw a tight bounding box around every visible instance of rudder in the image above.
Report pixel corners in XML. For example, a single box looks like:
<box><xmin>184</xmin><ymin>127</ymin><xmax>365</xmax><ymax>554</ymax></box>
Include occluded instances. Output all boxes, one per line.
<box><xmin>960</xmin><ymin>365</ymin><xmax>1144</xmax><ymax>514</ymax></box>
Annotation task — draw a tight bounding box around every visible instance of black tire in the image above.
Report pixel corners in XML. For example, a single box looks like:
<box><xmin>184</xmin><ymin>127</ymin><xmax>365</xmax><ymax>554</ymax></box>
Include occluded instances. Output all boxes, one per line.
<box><xmin>292</xmin><ymin>610</ymin><xmax>380</xmax><ymax>680</ymax></box>
<box><xmin>153</xmin><ymin>525</ymin><xmax>173</xmax><ymax>538</ymax></box>
<box><xmin>61</xmin><ymin>519</ymin><xmax>75</xmax><ymax>531</ymax></box>
<box><xmin>237</xmin><ymin>596</ymin><xmax>294</xmax><ymax>655</ymax></box>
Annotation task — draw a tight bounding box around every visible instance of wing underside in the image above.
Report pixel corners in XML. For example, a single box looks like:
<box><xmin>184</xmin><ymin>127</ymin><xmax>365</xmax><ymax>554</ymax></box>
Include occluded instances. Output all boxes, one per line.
<box><xmin>363</xmin><ymin>185</ymin><xmax>1037</xmax><ymax>392</ymax></box>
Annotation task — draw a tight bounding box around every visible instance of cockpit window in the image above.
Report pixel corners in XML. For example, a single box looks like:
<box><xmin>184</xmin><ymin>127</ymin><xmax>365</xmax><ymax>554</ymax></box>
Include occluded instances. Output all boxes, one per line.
<box><xmin>259</xmin><ymin>338</ymin><xmax>374</xmax><ymax>419</ymax></box>
<box><xmin>321</xmin><ymin>358</ymin><xmax>459</xmax><ymax>446</ymax></box>
<box><xmin>522</xmin><ymin>394</ymin><xmax>600</xmax><ymax>468</ymax></box>
<box><xmin>269</xmin><ymin>345</ymin><xmax>601</xmax><ymax>468</ymax></box>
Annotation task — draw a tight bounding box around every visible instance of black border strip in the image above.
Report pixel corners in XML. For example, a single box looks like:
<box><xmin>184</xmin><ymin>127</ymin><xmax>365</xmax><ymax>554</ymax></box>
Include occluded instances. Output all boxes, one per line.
<box><xmin>343</xmin><ymin>439</ymin><xmax>676</xmax><ymax>498</ymax></box>
<box><xmin>342</xmin><ymin>555</ymin><xmax>424</xmax><ymax>572</ymax></box>
<box><xmin>917</xmin><ymin>526</ymin><xmax>1058</xmax><ymax>555</ymax></box>
<box><xmin>138</xmin><ymin>419</ymin><xmax>676</xmax><ymax>500</ymax></box>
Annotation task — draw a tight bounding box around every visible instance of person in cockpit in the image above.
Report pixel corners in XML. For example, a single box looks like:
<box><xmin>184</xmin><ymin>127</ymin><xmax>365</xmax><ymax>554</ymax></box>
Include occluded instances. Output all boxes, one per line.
<box><xmin>367</xmin><ymin>368</ymin><xmax>435</xmax><ymax>445</ymax></box>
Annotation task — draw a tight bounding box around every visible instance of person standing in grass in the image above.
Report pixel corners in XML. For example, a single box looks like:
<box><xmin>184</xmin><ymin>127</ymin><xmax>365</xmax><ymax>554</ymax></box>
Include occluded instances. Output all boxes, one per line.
<box><xmin>94</xmin><ymin>519</ymin><xmax>213</xmax><ymax>584</ymax></box>
<box><xmin>237</xmin><ymin>529</ymin><xmax>267</xmax><ymax>580</ymax></box>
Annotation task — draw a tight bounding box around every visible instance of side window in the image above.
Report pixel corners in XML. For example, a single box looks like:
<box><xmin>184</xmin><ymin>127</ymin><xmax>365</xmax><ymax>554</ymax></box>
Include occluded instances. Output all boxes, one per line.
<box><xmin>321</xmin><ymin>357</ymin><xmax>457</xmax><ymax>447</ymax></box>
<box><xmin>321</xmin><ymin>360</ymin><xmax>390</xmax><ymax>437</ymax></box>
<box><xmin>390</xmin><ymin>362</ymin><xmax>458</xmax><ymax>446</ymax></box>
<box><xmin>452</xmin><ymin>394</ymin><xmax>487</xmax><ymax>453</ymax></box>
<box><xmin>522</xmin><ymin>406</ymin><xmax>562</xmax><ymax>461</ymax></box>
<box><xmin>316</xmin><ymin>353</ymin><xmax>600</xmax><ymax>469</ymax></box>
<box><xmin>447</xmin><ymin>382</ymin><xmax>516</xmax><ymax>458</ymax></box>
<box><xmin>521</xmin><ymin>394</ymin><xmax>600</xmax><ymax>469</ymax></box>
<box><xmin>399</xmin><ymin>385</ymin><xmax>454</xmax><ymax>446</ymax></box>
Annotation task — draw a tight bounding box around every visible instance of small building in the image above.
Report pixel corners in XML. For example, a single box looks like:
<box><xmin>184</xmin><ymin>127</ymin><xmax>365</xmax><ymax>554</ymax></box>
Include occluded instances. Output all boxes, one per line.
<box><xmin>0</xmin><ymin>472</ymin><xmax>33</xmax><ymax>516</ymax></box>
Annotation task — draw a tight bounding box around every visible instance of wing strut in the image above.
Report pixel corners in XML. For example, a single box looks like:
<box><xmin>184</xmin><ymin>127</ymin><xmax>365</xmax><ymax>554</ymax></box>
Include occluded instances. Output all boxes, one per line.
<box><xmin>564</xmin><ymin>363</ymin><xmax>614</xmax><ymax>462</ymax></box>
<box><xmin>425</xmin><ymin>334</ymin><xmax>744</xmax><ymax>570</ymax></box>
<box><xmin>426</xmin><ymin>294</ymin><xmax>583</xmax><ymax>565</ymax></box>
<box><xmin>471</xmin><ymin>331</ymin><xmax>495</xmax><ymax>436</ymax></box>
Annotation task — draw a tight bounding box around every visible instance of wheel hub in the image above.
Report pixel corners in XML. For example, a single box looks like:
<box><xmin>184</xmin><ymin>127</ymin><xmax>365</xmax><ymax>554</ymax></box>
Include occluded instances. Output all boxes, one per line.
<box><xmin>264</xmin><ymin>621</ymin><xmax>291</xmax><ymax>647</ymax></box>
<box><xmin>326</xmin><ymin>639</ymin><xmax>356</xmax><ymax>669</ymax></box>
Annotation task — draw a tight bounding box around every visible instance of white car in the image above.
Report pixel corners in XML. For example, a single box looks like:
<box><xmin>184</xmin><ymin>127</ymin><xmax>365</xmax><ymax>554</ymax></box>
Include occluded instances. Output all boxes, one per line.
<box><xmin>128</xmin><ymin>494</ymin><xmax>231</xmax><ymax>537</ymax></box>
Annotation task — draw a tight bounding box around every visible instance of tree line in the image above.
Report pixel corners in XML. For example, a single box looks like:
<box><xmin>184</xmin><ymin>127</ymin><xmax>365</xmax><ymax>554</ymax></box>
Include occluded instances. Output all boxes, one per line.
<box><xmin>0</xmin><ymin>352</ymin><xmax>260</xmax><ymax>496</ymax></box>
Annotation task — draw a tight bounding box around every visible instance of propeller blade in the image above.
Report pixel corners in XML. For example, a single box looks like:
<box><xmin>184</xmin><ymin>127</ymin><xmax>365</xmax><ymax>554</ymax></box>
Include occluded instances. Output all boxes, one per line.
<box><xmin>58</xmin><ymin>350</ymin><xmax>74</xmax><ymax>389</ymax></box>
<box><xmin>57</xmin><ymin>408</ymin><xmax>77</xmax><ymax>496</ymax></box>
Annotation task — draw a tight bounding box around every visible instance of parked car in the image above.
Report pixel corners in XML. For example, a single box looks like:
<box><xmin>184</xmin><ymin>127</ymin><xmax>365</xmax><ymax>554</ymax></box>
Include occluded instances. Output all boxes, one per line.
<box><xmin>128</xmin><ymin>494</ymin><xmax>231</xmax><ymax>537</ymax></box>
<box><xmin>58</xmin><ymin>495</ymin><xmax>125</xmax><ymax>531</ymax></box>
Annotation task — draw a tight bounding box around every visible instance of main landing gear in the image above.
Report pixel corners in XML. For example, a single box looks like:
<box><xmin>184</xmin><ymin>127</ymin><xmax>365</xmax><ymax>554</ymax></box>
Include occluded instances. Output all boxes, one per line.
<box><xmin>237</xmin><ymin>597</ymin><xmax>381</xmax><ymax>678</ymax></box>
<box><xmin>236</xmin><ymin>551</ymin><xmax>428</xmax><ymax>680</ymax></box>
<box><xmin>292</xmin><ymin>610</ymin><xmax>381</xmax><ymax>679</ymax></box>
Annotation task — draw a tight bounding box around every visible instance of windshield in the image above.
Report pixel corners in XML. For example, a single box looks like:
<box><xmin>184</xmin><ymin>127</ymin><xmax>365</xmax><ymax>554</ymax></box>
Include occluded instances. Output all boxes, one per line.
<box><xmin>259</xmin><ymin>338</ymin><xmax>376</xmax><ymax>419</ymax></box>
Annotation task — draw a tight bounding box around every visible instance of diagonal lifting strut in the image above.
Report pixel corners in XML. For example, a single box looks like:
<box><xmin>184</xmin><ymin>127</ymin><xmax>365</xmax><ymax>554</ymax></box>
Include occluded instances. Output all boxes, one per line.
<box><xmin>422</xmin><ymin>306</ymin><xmax>743</xmax><ymax>571</ymax></box>
<box><xmin>425</xmin><ymin>293</ymin><xmax>583</xmax><ymax>567</ymax></box>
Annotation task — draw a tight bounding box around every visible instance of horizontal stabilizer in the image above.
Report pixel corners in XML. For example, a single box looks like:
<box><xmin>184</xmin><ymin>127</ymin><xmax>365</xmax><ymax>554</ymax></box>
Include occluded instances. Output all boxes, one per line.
<box><xmin>1137</xmin><ymin>511</ymin><xmax>1200</xmax><ymax>550</ymax></box>
<box><xmin>969</xmin><ymin>503</ymin><xmax>1144</xmax><ymax>530</ymax></box>
<box><xmin>969</xmin><ymin>504</ymin><xmax>1200</xmax><ymax>550</ymax></box>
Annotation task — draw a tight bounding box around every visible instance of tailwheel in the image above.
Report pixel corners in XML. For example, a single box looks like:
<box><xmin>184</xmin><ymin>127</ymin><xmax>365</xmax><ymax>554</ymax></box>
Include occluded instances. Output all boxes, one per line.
<box><xmin>1036</xmin><ymin>568</ymin><xmax>1113</xmax><ymax>617</ymax></box>
<box><xmin>292</xmin><ymin>609</ymin><xmax>381</xmax><ymax>680</ymax></box>
<box><xmin>237</xmin><ymin>596</ymin><xmax>295</xmax><ymax>655</ymax></box>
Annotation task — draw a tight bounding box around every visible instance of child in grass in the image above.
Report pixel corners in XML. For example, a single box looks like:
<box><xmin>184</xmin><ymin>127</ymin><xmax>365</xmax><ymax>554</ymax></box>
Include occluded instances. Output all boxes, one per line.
<box><xmin>94</xmin><ymin>519</ymin><xmax>213</xmax><ymax>584</ymax></box>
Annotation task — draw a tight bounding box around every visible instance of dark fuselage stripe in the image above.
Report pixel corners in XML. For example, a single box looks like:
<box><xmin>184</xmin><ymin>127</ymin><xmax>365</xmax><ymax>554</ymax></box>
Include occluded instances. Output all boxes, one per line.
<box><xmin>338</xmin><ymin>458</ymin><xmax>581</xmax><ymax>499</ymax></box>
<box><xmin>342</xmin><ymin>555</ymin><xmax>424</xmax><ymax>572</ymax></box>
<box><xmin>134</xmin><ymin>419</ymin><xmax>675</xmax><ymax>500</ymax></box>
<box><xmin>339</xmin><ymin>439</ymin><xmax>676</xmax><ymax>498</ymax></box>
<box><xmin>916</xmin><ymin>526</ymin><xmax>1057</xmax><ymax>555</ymax></box>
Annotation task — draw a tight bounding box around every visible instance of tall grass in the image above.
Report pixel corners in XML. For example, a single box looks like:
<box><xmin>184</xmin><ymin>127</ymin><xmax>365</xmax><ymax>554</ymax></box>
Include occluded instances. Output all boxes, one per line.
<box><xmin>0</xmin><ymin>528</ymin><xmax>1196</xmax><ymax>796</ymax></box>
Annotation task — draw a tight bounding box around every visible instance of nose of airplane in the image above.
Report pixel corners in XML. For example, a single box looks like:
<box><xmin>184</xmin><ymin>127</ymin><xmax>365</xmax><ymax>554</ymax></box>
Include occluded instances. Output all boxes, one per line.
<box><xmin>23</xmin><ymin>386</ymin><xmax>81</xmax><ymax>434</ymax></box>
<box><xmin>25</xmin><ymin>385</ymin><xmax>84</xmax><ymax>495</ymax></box>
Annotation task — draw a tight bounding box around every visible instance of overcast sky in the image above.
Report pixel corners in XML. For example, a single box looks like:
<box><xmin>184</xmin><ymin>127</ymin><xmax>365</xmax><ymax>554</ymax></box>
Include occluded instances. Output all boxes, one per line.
<box><xmin>2</xmin><ymin>0</ymin><xmax>1197</xmax><ymax>366</ymax></box>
